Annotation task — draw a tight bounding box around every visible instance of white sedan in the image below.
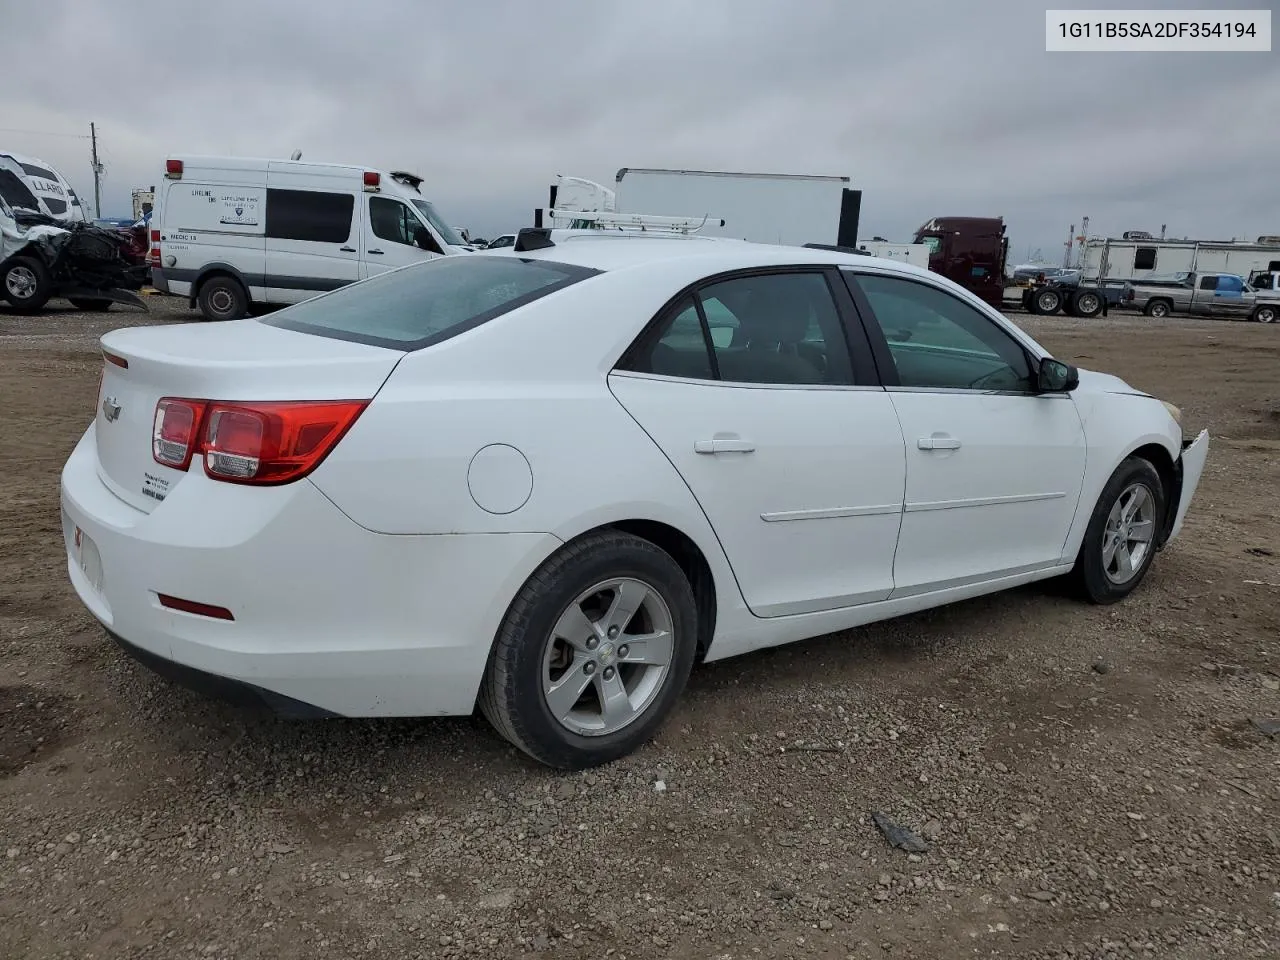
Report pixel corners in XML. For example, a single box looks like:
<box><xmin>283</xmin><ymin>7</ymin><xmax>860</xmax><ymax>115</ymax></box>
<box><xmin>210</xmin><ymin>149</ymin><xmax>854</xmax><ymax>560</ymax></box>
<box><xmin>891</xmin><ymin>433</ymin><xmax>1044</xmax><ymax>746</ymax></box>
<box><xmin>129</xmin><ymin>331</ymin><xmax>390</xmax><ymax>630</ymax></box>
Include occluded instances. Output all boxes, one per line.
<box><xmin>61</xmin><ymin>230</ymin><xmax>1209</xmax><ymax>769</ymax></box>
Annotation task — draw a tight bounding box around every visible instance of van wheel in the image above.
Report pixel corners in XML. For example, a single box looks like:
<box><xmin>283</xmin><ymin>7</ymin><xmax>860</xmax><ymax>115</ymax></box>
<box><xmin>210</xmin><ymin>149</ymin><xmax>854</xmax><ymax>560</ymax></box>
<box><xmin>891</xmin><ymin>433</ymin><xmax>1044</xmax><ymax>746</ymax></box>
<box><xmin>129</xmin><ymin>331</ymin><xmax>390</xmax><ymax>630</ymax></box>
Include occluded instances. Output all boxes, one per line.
<box><xmin>197</xmin><ymin>275</ymin><xmax>248</xmax><ymax>321</ymax></box>
<box><xmin>69</xmin><ymin>298</ymin><xmax>112</xmax><ymax>311</ymax></box>
<box><xmin>479</xmin><ymin>531</ymin><xmax>699</xmax><ymax>770</ymax></box>
<box><xmin>2</xmin><ymin>257</ymin><xmax>53</xmax><ymax>313</ymax></box>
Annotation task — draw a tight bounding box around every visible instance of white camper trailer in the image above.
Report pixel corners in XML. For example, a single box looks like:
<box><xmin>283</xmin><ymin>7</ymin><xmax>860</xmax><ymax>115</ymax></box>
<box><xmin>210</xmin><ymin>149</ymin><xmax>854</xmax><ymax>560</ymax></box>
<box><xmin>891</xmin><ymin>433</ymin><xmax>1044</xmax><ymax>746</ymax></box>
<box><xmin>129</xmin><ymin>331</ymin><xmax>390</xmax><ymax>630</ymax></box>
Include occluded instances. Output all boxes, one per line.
<box><xmin>1082</xmin><ymin>236</ymin><xmax>1280</xmax><ymax>283</ymax></box>
<box><xmin>0</xmin><ymin>151</ymin><xmax>89</xmax><ymax>223</ymax></box>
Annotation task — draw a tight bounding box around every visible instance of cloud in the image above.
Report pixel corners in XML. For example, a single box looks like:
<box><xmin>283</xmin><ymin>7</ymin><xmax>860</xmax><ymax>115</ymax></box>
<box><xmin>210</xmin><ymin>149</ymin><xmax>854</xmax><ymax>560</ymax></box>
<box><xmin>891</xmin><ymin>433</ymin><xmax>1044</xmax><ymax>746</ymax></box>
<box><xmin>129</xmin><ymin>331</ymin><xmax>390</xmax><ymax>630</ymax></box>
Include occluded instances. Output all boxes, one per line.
<box><xmin>2</xmin><ymin>0</ymin><xmax>1274</xmax><ymax>252</ymax></box>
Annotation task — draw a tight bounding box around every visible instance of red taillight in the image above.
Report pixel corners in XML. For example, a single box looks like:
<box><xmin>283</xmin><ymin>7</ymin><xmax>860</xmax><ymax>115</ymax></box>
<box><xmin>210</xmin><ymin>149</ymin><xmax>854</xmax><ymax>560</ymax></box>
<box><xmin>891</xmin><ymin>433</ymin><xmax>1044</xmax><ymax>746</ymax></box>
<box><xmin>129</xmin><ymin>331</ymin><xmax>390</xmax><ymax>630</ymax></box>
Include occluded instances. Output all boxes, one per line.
<box><xmin>165</xmin><ymin>159</ymin><xmax>183</xmax><ymax>178</ymax></box>
<box><xmin>153</xmin><ymin>398</ymin><xmax>207</xmax><ymax>470</ymax></box>
<box><xmin>157</xmin><ymin>594</ymin><xmax>234</xmax><ymax>621</ymax></box>
<box><xmin>149</xmin><ymin>228</ymin><xmax>162</xmax><ymax>265</ymax></box>
<box><xmin>362</xmin><ymin>170</ymin><xmax>380</xmax><ymax>191</ymax></box>
<box><xmin>149</xmin><ymin>229</ymin><xmax>161</xmax><ymax>243</ymax></box>
<box><xmin>150</xmin><ymin>398</ymin><xmax>367</xmax><ymax>484</ymax></box>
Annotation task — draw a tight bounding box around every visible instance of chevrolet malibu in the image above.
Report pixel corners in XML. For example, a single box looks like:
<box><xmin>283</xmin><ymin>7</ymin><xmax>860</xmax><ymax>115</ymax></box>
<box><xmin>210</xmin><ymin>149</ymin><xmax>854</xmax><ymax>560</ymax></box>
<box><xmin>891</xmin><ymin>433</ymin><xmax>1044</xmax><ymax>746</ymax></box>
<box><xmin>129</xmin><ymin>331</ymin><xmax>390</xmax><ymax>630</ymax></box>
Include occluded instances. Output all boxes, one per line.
<box><xmin>61</xmin><ymin>230</ymin><xmax>1209</xmax><ymax>769</ymax></box>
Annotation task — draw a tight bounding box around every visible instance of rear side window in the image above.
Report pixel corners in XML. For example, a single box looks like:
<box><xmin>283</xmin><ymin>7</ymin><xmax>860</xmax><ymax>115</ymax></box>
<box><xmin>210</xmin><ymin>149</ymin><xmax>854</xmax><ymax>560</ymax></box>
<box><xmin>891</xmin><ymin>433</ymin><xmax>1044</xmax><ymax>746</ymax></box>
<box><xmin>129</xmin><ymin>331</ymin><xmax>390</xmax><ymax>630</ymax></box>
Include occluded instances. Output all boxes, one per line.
<box><xmin>1133</xmin><ymin>247</ymin><xmax>1157</xmax><ymax>271</ymax></box>
<box><xmin>266</xmin><ymin>189</ymin><xmax>354</xmax><ymax>243</ymax></box>
<box><xmin>262</xmin><ymin>255</ymin><xmax>600</xmax><ymax>351</ymax></box>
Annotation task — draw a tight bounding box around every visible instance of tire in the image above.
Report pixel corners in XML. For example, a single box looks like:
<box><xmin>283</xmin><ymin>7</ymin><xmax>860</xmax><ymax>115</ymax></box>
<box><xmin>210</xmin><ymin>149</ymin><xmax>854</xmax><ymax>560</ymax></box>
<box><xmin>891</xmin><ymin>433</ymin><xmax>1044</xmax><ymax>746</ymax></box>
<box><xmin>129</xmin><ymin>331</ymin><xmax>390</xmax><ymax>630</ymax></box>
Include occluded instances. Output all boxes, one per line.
<box><xmin>196</xmin><ymin>274</ymin><xmax>248</xmax><ymax>321</ymax></box>
<box><xmin>479</xmin><ymin>531</ymin><xmax>699</xmax><ymax>769</ymax></box>
<box><xmin>1144</xmin><ymin>299</ymin><xmax>1171</xmax><ymax>318</ymax></box>
<box><xmin>1072</xmin><ymin>456</ymin><xmax>1167</xmax><ymax>605</ymax></box>
<box><xmin>1253</xmin><ymin>304</ymin><xmax>1277</xmax><ymax>324</ymax></box>
<box><xmin>1071</xmin><ymin>289</ymin><xmax>1104</xmax><ymax>318</ymax></box>
<box><xmin>1</xmin><ymin>257</ymin><xmax>53</xmax><ymax>313</ymax></box>
<box><xmin>1035</xmin><ymin>289</ymin><xmax>1062</xmax><ymax>315</ymax></box>
<box><xmin>68</xmin><ymin>298</ymin><xmax>112</xmax><ymax>311</ymax></box>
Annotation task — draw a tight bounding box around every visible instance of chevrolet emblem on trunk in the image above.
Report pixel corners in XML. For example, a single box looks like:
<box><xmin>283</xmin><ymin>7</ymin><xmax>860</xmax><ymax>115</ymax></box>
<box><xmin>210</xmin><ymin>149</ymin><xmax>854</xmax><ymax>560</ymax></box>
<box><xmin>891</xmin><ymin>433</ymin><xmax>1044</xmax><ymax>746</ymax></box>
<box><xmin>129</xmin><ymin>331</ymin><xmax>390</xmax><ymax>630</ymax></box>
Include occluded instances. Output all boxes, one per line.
<box><xmin>102</xmin><ymin>396</ymin><xmax>122</xmax><ymax>422</ymax></box>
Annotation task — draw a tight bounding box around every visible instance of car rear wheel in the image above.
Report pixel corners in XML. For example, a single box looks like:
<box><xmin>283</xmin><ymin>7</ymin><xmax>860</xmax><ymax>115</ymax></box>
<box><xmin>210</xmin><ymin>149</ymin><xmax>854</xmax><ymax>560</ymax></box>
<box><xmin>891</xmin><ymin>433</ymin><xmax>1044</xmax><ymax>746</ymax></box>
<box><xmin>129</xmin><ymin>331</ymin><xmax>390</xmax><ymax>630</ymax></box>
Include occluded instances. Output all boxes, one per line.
<box><xmin>479</xmin><ymin>531</ymin><xmax>699</xmax><ymax>769</ymax></box>
<box><xmin>2</xmin><ymin>257</ymin><xmax>52</xmax><ymax>313</ymax></box>
<box><xmin>197</xmin><ymin>275</ymin><xmax>248</xmax><ymax>321</ymax></box>
<box><xmin>1144</xmin><ymin>300</ymin><xmax>1171</xmax><ymax>318</ymax></box>
<box><xmin>1072</xmin><ymin>456</ymin><xmax>1166</xmax><ymax>604</ymax></box>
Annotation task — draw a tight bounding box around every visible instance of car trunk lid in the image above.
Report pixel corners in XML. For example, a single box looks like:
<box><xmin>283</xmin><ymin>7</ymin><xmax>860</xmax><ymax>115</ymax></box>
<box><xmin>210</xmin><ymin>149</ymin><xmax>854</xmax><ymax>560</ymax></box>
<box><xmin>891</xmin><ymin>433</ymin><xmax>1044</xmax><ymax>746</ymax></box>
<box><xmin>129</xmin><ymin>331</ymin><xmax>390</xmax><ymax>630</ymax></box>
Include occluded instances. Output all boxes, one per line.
<box><xmin>94</xmin><ymin>318</ymin><xmax>404</xmax><ymax>512</ymax></box>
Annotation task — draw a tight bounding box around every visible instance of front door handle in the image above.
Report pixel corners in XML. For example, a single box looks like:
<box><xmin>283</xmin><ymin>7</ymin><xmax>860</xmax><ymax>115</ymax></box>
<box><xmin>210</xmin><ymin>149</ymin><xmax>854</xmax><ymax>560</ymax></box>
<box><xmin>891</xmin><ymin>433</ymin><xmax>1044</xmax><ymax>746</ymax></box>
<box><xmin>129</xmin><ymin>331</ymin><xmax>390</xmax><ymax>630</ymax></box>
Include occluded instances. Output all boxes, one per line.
<box><xmin>340</xmin><ymin>246</ymin><xmax>357</xmax><ymax>252</ymax></box>
<box><xmin>368</xmin><ymin>248</ymin><xmax>384</xmax><ymax>255</ymax></box>
<box><xmin>695</xmin><ymin>437</ymin><xmax>756</xmax><ymax>454</ymax></box>
<box><xmin>918</xmin><ymin>437</ymin><xmax>961</xmax><ymax>450</ymax></box>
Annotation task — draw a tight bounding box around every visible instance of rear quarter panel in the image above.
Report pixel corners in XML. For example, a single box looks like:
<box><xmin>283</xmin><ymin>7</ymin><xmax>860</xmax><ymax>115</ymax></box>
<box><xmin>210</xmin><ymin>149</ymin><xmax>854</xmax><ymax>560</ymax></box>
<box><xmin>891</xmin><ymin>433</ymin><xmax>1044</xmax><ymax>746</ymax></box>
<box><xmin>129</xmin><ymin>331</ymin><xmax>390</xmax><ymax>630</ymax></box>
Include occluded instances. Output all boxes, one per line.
<box><xmin>306</xmin><ymin>263</ymin><xmax>749</xmax><ymax>613</ymax></box>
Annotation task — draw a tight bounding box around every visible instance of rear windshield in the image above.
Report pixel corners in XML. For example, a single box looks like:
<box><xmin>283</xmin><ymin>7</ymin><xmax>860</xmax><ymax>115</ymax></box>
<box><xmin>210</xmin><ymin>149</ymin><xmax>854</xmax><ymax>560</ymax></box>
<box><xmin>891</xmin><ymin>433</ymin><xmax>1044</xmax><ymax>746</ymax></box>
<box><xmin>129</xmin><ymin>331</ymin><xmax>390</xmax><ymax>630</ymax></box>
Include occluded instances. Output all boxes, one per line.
<box><xmin>261</xmin><ymin>254</ymin><xmax>600</xmax><ymax>351</ymax></box>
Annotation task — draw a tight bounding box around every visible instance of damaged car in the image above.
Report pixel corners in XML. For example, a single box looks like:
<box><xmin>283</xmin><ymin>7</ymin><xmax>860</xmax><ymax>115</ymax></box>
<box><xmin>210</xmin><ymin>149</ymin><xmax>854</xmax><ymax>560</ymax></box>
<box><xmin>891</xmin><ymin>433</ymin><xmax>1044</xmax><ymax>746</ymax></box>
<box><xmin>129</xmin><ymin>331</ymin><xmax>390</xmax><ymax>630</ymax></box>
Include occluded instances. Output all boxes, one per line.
<box><xmin>0</xmin><ymin>194</ymin><xmax>150</xmax><ymax>314</ymax></box>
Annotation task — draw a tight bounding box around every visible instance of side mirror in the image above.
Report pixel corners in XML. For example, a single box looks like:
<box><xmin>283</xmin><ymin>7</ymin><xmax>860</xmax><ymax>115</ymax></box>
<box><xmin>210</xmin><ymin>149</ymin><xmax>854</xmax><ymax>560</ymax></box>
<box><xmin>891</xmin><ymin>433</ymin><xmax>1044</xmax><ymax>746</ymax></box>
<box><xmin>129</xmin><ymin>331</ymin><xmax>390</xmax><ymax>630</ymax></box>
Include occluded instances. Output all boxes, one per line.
<box><xmin>1037</xmin><ymin>358</ymin><xmax>1079</xmax><ymax>392</ymax></box>
<box><xmin>413</xmin><ymin>226</ymin><xmax>442</xmax><ymax>255</ymax></box>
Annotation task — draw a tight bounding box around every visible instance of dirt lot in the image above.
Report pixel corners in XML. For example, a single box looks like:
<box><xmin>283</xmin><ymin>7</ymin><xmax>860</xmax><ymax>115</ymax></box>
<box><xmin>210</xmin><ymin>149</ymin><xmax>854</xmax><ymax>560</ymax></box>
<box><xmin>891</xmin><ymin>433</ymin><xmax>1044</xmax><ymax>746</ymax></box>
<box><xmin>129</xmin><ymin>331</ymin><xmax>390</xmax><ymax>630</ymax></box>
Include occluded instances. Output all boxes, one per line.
<box><xmin>2</xmin><ymin>296</ymin><xmax>1278</xmax><ymax>960</ymax></box>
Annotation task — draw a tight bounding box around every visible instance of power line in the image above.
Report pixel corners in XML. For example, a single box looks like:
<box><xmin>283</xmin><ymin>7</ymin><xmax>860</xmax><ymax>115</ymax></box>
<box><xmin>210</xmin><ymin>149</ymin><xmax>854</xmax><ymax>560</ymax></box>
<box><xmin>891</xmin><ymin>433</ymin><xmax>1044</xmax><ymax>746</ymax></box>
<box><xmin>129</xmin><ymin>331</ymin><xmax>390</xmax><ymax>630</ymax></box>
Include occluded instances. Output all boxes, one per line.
<box><xmin>0</xmin><ymin>127</ymin><xmax>91</xmax><ymax>139</ymax></box>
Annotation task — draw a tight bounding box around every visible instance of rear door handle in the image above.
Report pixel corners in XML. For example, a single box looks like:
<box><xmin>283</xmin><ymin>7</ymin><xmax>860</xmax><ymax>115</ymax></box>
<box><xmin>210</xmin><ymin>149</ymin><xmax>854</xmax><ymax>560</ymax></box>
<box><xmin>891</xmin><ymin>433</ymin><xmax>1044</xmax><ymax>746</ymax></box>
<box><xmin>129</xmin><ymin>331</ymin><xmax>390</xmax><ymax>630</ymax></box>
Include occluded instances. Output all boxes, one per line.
<box><xmin>918</xmin><ymin>437</ymin><xmax>961</xmax><ymax>450</ymax></box>
<box><xmin>695</xmin><ymin>437</ymin><xmax>756</xmax><ymax>454</ymax></box>
<box><xmin>340</xmin><ymin>246</ymin><xmax>357</xmax><ymax>252</ymax></box>
<box><xmin>367</xmin><ymin>248</ymin><xmax>384</xmax><ymax>255</ymax></box>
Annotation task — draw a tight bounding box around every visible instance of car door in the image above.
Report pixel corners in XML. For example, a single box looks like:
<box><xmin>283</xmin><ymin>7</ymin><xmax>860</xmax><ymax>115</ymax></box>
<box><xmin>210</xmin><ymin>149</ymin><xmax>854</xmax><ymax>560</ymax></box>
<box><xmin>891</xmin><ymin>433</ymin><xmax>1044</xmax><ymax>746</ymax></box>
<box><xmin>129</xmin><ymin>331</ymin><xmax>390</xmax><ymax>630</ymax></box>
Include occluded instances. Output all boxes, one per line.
<box><xmin>608</xmin><ymin>268</ymin><xmax>906</xmax><ymax>618</ymax></box>
<box><xmin>361</xmin><ymin>195</ymin><xmax>442</xmax><ymax>279</ymax></box>
<box><xmin>1210</xmin><ymin>273</ymin><xmax>1252</xmax><ymax>319</ymax></box>
<box><xmin>1194</xmin><ymin>273</ymin><xmax>1220</xmax><ymax>316</ymax></box>
<box><xmin>262</xmin><ymin>186</ymin><xmax>361</xmax><ymax>304</ymax></box>
<box><xmin>842</xmin><ymin>268</ymin><xmax>1086</xmax><ymax>598</ymax></box>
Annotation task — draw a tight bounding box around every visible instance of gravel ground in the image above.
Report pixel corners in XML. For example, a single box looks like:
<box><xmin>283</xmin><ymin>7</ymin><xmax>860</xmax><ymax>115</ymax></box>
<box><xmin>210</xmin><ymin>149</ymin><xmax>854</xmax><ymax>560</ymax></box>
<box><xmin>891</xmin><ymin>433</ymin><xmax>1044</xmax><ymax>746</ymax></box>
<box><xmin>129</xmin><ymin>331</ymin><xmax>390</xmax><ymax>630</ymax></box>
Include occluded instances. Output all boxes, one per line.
<box><xmin>2</xmin><ymin>296</ymin><xmax>1278</xmax><ymax>960</ymax></box>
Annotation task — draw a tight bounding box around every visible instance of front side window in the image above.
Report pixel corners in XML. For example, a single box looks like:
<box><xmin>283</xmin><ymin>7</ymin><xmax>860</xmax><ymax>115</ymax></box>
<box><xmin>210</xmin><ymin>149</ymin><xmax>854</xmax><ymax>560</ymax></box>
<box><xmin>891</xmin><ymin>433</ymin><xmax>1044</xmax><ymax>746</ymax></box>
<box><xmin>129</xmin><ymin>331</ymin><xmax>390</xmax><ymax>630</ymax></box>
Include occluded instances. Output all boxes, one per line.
<box><xmin>369</xmin><ymin>196</ymin><xmax>420</xmax><ymax>246</ymax></box>
<box><xmin>1198</xmin><ymin>274</ymin><xmax>1219</xmax><ymax>291</ymax></box>
<box><xmin>1216</xmin><ymin>275</ymin><xmax>1242</xmax><ymax>294</ymax></box>
<box><xmin>619</xmin><ymin>271</ymin><xmax>856</xmax><ymax>387</ymax></box>
<box><xmin>853</xmin><ymin>273</ymin><xmax>1034</xmax><ymax>393</ymax></box>
<box><xmin>262</xmin><ymin>255</ymin><xmax>599</xmax><ymax>351</ymax></box>
<box><xmin>266</xmin><ymin>189</ymin><xmax>354</xmax><ymax>243</ymax></box>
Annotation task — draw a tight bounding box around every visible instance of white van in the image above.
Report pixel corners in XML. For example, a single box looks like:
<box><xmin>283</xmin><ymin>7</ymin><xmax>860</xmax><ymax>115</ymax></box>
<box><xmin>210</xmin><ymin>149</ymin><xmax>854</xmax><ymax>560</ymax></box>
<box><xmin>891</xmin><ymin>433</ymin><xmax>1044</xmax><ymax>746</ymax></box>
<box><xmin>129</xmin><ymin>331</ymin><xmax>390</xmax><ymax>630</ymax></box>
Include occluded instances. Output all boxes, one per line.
<box><xmin>150</xmin><ymin>155</ymin><xmax>470</xmax><ymax>320</ymax></box>
<box><xmin>0</xmin><ymin>150</ymin><xmax>90</xmax><ymax>223</ymax></box>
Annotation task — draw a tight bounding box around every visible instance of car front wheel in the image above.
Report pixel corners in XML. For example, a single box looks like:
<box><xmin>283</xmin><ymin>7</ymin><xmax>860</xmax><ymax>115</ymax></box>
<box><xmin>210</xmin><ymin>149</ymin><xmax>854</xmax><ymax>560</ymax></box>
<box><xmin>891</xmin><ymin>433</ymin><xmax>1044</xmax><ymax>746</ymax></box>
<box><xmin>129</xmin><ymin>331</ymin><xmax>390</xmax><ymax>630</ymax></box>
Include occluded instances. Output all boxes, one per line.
<box><xmin>1073</xmin><ymin>456</ymin><xmax>1166</xmax><ymax>604</ymax></box>
<box><xmin>479</xmin><ymin>531</ymin><xmax>699</xmax><ymax>769</ymax></box>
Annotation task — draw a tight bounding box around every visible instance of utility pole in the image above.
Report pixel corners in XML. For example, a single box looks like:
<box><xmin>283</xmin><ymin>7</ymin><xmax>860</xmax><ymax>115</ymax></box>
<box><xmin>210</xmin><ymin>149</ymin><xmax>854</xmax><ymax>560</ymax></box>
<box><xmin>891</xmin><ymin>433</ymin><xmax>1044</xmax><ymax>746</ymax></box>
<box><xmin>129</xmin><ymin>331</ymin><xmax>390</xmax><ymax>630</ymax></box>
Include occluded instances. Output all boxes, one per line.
<box><xmin>90</xmin><ymin>122</ymin><xmax>103</xmax><ymax>218</ymax></box>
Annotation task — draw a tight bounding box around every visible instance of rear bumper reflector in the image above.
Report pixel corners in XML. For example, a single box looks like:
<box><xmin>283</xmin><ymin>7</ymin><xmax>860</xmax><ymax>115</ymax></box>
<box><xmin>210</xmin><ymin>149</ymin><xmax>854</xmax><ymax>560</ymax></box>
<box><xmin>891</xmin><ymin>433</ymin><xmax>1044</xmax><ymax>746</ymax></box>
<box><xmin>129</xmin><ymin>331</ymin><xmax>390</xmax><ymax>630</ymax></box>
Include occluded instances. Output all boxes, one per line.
<box><xmin>157</xmin><ymin>593</ymin><xmax>235</xmax><ymax>621</ymax></box>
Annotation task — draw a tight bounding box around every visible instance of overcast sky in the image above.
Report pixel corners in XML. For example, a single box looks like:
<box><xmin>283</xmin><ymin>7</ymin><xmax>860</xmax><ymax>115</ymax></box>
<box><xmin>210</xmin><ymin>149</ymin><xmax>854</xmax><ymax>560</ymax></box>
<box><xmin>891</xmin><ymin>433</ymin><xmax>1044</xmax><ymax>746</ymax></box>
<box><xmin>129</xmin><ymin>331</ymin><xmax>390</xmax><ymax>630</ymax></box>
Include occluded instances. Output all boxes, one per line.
<box><xmin>3</xmin><ymin>0</ymin><xmax>1276</xmax><ymax>258</ymax></box>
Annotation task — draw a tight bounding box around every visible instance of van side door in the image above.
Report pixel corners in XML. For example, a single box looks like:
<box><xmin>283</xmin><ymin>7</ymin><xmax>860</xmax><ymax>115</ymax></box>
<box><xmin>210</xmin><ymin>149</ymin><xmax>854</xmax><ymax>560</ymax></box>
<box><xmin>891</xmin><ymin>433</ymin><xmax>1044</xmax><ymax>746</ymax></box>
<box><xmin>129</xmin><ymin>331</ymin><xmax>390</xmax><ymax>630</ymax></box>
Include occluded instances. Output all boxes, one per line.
<box><xmin>261</xmin><ymin>179</ymin><xmax>362</xmax><ymax>305</ymax></box>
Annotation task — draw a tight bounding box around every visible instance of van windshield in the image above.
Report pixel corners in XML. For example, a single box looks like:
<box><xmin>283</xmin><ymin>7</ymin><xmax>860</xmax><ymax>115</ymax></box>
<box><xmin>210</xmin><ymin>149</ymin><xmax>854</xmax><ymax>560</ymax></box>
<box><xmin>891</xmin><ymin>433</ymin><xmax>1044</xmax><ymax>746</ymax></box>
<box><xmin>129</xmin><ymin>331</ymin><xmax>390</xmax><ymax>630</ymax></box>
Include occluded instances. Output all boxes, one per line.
<box><xmin>411</xmin><ymin>200</ymin><xmax>465</xmax><ymax>247</ymax></box>
<box><xmin>260</xmin><ymin>254</ymin><xmax>600</xmax><ymax>351</ymax></box>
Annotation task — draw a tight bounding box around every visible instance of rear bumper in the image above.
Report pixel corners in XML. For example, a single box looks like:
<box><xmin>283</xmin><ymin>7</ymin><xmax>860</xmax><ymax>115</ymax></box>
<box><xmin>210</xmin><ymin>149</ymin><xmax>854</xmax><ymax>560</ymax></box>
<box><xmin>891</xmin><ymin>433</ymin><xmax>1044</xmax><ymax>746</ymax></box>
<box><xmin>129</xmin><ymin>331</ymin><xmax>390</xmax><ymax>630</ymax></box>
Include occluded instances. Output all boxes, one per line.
<box><xmin>60</xmin><ymin>425</ymin><xmax>561</xmax><ymax>718</ymax></box>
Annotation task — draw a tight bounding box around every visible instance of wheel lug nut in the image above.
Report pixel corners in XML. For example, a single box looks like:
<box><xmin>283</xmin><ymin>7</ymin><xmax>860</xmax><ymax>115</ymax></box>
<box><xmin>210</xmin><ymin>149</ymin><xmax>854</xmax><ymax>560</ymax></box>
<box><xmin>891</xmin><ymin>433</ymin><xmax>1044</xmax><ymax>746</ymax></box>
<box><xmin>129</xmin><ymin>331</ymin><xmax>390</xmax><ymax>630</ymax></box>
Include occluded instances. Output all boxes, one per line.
<box><xmin>584</xmin><ymin>661</ymin><xmax>596</xmax><ymax>675</ymax></box>
<box><xmin>617</xmin><ymin>645</ymin><xmax>629</xmax><ymax>659</ymax></box>
<box><xmin>607</xmin><ymin>626</ymin><xmax>619</xmax><ymax>639</ymax></box>
<box><xmin>586</xmin><ymin>636</ymin><xmax>599</xmax><ymax>650</ymax></box>
<box><xmin>603</xmin><ymin>666</ymin><xmax>615</xmax><ymax>681</ymax></box>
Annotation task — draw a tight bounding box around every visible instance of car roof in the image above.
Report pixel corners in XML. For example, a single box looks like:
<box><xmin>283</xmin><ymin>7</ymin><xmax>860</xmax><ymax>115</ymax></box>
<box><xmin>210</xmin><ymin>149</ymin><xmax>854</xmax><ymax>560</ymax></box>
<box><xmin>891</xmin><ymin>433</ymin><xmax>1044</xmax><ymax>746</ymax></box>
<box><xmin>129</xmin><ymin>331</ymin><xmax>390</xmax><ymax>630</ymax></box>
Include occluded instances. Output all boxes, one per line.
<box><xmin>490</xmin><ymin>232</ymin><xmax>939</xmax><ymax>282</ymax></box>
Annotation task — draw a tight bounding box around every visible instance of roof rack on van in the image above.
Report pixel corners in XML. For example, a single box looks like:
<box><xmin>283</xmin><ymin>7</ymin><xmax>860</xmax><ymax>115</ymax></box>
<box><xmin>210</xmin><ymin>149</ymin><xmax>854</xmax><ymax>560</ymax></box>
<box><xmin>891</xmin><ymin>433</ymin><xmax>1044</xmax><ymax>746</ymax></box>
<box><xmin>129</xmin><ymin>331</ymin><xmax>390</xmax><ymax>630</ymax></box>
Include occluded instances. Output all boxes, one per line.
<box><xmin>388</xmin><ymin>171</ymin><xmax>423</xmax><ymax>191</ymax></box>
<box><xmin>802</xmin><ymin>243</ymin><xmax>870</xmax><ymax>255</ymax></box>
<box><xmin>544</xmin><ymin>209</ymin><xmax>725</xmax><ymax>234</ymax></box>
